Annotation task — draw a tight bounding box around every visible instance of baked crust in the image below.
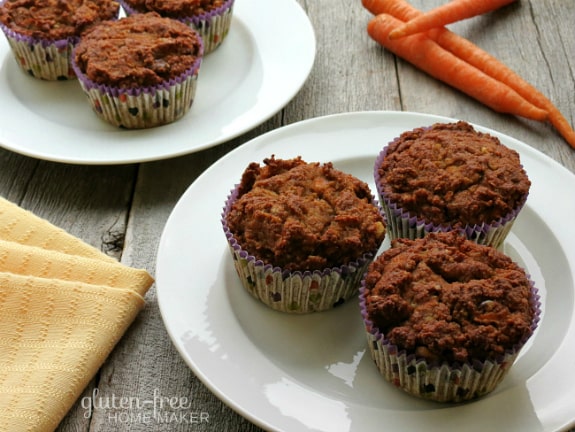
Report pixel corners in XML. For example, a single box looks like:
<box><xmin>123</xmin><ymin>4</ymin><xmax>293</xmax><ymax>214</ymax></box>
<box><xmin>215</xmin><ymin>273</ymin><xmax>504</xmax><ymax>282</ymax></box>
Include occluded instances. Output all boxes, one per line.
<box><xmin>121</xmin><ymin>0</ymin><xmax>227</xmax><ymax>17</ymax></box>
<box><xmin>377</xmin><ymin>121</ymin><xmax>531</xmax><ymax>227</ymax></box>
<box><xmin>73</xmin><ymin>12</ymin><xmax>202</xmax><ymax>88</ymax></box>
<box><xmin>226</xmin><ymin>156</ymin><xmax>386</xmax><ymax>271</ymax></box>
<box><xmin>0</xmin><ymin>0</ymin><xmax>119</xmax><ymax>40</ymax></box>
<box><xmin>363</xmin><ymin>231</ymin><xmax>535</xmax><ymax>363</ymax></box>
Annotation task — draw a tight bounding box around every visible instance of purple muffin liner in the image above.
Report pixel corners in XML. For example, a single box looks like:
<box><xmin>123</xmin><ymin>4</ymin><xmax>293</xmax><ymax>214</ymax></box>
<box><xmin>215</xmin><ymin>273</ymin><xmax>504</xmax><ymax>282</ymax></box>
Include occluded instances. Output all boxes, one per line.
<box><xmin>120</xmin><ymin>0</ymin><xmax>234</xmax><ymax>54</ymax></box>
<box><xmin>0</xmin><ymin>22</ymin><xmax>78</xmax><ymax>80</ymax></box>
<box><xmin>71</xmin><ymin>39</ymin><xmax>203</xmax><ymax>129</ymax></box>
<box><xmin>373</xmin><ymin>143</ymin><xmax>528</xmax><ymax>249</ymax></box>
<box><xmin>221</xmin><ymin>184</ymin><xmax>382</xmax><ymax>313</ymax></box>
<box><xmin>359</xmin><ymin>275</ymin><xmax>541</xmax><ymax>402</ymax></box>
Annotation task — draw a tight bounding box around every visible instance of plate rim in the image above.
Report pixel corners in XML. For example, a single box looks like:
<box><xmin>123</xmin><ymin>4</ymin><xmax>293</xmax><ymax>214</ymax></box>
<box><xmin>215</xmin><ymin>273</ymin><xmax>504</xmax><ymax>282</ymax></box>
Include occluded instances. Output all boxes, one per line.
<box><xmin>0</xmin><ymin>0</ymin><xmax>316</xmax><ymax>164</ymax></box>
<box><xmin>156</xmin><ymin>110</ymin><xmax>575</xmax><ymax>432</ymax></box>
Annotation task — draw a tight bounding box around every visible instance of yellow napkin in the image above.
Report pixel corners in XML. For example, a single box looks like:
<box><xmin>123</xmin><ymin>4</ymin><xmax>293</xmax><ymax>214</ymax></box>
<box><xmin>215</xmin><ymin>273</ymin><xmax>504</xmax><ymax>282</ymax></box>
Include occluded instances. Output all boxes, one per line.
<box><xmin>0</xmin><ymin>197</ymin><xmax>154</xmax><ymax>431</ymax></box>
<box><xmin>0</xmin><ymin>197</ymin><xmax>116</xmax><ymax>262</ymax></box>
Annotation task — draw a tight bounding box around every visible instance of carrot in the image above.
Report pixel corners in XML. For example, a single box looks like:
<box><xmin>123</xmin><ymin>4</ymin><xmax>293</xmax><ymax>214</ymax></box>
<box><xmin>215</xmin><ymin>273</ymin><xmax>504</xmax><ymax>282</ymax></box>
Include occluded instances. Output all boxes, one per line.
<box><xmin>428</xmin><ymin>26</ymin><xmax>575</xmax><ymax>148</ymax></box>
<box><xmin>388</xmin><ymin>0</ymin><xmax>516</xmax><ymax>40</ymax></box>
<box><xmin>367</xmin><ymin>14</ymin><xmax>547</xmax><ymax>122</ymax></box>
<box><xmin>362</xmin><ymin>0</ymin><xmax>420</xmax><ymax>21</ymax></box>
<box><xmin>362</xmin><ymin>0</ymin><xmax>575</xmax><ymax>148</ymax></box>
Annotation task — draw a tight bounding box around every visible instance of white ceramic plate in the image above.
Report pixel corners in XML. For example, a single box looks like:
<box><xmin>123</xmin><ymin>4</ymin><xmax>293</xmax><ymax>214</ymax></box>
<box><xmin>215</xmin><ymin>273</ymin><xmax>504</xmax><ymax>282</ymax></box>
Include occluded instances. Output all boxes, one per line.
<box><xmin>0</xmin><ymin>0</ymin><xmax>315</xmax><ymax>165</ymax></box>
<box><xmin>156</xmin><ymin>111</ymin><xmax>575</xmax><ymax>432</ymax></box>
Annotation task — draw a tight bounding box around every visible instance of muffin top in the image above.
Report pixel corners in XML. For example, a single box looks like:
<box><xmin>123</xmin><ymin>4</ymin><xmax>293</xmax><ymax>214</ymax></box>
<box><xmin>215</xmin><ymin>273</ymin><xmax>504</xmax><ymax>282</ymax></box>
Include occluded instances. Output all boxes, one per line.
<box><xmin>362</xmin><ymin>231</ymin><xmax>536</xmax><ymax>364</ymax></box>
<box><xmin>376</xmin><ymin>121</ymin><xmax>531</xmax><ymax>228</ymax></box>
<box><xmin>0</xmin><ymin>0</ymin><xmax>119</xmax><ymax>40</ymax></box>
<box><xmin>121</xmin><ymin>0</ymin><xmax>228</xmax><ymax>18</ymax></box>
<box><xmin>73</xmin><ymin>12</ymin><xmax>202</xmax><ymax>88</ymax></box>
<box><xmin>225</xmin><ymin>156</ymin><xmax>386</xmax><ymax>272</ymax></box>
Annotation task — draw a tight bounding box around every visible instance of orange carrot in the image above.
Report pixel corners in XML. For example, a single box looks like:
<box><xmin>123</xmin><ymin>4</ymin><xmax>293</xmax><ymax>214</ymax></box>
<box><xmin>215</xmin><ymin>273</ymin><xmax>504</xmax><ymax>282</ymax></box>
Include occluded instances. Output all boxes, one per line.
<box><xmin>362</xmin><ymin>0</ymin><xmax>419</xmax><ymax>21</ymax></box>
<box><xmin>362</xmin><ymin>0</ymin><xmax>575</xmax><ymax>149</ymax></box>
<box><xmin>367</xmin><ymin>14</ymin><xmax>547</xmax><ymax>122</ymax></box>
<box><xmin>428</xmin><ymin>27</ymin><xmax>575</xmax><ymax>148</ymax></box>
<box><xmin>389</xmin><ymin>0</ymin><xmax>516</xmax><ymax>40</ymax></box>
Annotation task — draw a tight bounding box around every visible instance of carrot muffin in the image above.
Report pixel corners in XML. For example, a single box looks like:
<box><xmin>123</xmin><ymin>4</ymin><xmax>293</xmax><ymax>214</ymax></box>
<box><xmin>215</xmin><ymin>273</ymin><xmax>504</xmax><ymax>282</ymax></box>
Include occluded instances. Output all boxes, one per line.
<box><xmin>71</xmin><ymin>12</ymin><xmax>203</xmax><ymax>129</ymax></box>
<box><xmin>222</xmin><ymin>156</ymin><xmax>386</xmax><ymax>313</ymax></box>
<box><xmin>119</xmin><ymin>0</ymin><xmax>234</xmax><ymax>54</ymax></box>
<box><xmin>360</xmin><ymin>231</ymin><xmax>540</xmax><ymax>402</ymax></box>
<box><xmin>0</xmin><ymin>0</ymin><xmax>120</xmax><ymax>80</ymax></box>
<box><xmin>374</xmin><ymin>121</ymin><xmax>531</xmax><ymax>248</ymax></box>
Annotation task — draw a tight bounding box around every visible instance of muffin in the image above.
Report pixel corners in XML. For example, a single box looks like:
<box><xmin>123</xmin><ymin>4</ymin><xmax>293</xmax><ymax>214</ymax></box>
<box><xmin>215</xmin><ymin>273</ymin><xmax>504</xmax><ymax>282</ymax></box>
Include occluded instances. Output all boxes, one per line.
<box><xmin>0</xmin><ymin>0</ymin><xmax>120</xmax><ymax>80</ymax></box>
<box><xmin>374</xmin><ymin>121</ymin><xmax>531</xmax><ymax>248</ymax></box>
<box><xmin>119</xmin><ymin>0</ymin><xmax>234</xmax><ymax>54</ymax></box>
<box><xmin>71</xmin><ymin>12</ymin><xmax>203</xmax><ymax>129</ymax></box>
<box><xmin>360</xmin><ymin>231</ymin><xmax>540</xmax><ymax>402</ymax></box>
<box><xmin>222</xmin><ymin>156</ymin><xmax>386</xmax><ymax>313</ymax></box>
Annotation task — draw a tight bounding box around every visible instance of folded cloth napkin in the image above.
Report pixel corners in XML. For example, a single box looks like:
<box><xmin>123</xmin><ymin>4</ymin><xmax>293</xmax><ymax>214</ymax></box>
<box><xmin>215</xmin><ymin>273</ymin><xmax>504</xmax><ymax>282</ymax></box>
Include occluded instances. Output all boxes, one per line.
<box><xmin>0</xmin><ymin>197</ymin><xmax>117</xmax><ymax>262</ymax></box>
<box><xmin>0</xmin><ymin>197</ymin><xmax>154</xmax><ymax>431</ymax></box>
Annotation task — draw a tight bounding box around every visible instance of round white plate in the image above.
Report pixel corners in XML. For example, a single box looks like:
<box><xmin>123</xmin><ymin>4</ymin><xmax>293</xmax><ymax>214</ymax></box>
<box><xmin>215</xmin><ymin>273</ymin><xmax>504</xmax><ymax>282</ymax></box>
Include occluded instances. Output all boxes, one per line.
<box><xmin>0</xmin><ymin>0</ymin><xmax>315</xmax><ymax>165</ymax></box>
<box><xmin>156</xmin><ymin>111</ymin><xmax>575</xmax><ymax>432</ymax></box>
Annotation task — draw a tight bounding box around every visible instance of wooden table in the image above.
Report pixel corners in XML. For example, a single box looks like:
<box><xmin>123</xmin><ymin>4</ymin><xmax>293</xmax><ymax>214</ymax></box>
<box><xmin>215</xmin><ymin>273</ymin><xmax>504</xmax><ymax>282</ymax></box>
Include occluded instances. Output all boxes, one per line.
<box><xmin>1</xmin><ymin>0</ymin><xmax>574</xmax><ymax>431</ymax></box>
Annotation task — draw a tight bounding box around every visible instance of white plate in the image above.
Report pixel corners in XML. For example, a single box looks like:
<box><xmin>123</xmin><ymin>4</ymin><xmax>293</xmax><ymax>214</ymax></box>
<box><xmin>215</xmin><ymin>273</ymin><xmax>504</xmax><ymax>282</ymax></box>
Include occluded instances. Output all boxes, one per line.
<box><xmin>0</xmin><ymin>0</ymin><xmax>315</xmax><ymax>165</ymax></box>
<box><xmin>156</xmin><ymin>111</ymin><xmax>575</xmax><ymax>432</ymax></box>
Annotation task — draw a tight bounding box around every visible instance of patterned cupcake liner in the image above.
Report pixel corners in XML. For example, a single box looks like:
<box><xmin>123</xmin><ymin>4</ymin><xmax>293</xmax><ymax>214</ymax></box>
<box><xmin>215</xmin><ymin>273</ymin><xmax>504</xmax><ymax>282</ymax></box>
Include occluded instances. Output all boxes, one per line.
<box><xmin>120</xmin><ymin>0</ymin><xmax>234</xmax><ymax>55</ymax></box>
<box><xmin>71</xmin><ymin>42</ymin><xmax>203</xmax><ymax>129</ymax></box>
<box><xmin>378</xmin><ymin>196</ymin><xmax>521</xmax><ymax>249</ymax></box>
<box><xmin>359</xmin><ymin>278</ymin><xmax>541</xmax><ymax>403</ymax></box>
<box><xmin>221</xmin><ymin>185</ymin><xmax>380</xmax><ymax>313</ymax></box>
<box><xmin>0</xmin><ymin>23</ymin><xmax>77</xmax><ymax>80</ymax></box>
<box><xmin>374</xmin><ymin>145</ymin><xmax>527</xmax><ymax>249</ymax></box>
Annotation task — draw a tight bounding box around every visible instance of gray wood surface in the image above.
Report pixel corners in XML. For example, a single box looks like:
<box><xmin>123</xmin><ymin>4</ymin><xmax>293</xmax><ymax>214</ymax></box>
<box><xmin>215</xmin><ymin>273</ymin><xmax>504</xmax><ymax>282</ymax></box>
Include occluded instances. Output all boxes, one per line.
<box><xmin>1</xmin><ymin>0</ymin><xmax>573</xmax><ymax>431</ymax></box>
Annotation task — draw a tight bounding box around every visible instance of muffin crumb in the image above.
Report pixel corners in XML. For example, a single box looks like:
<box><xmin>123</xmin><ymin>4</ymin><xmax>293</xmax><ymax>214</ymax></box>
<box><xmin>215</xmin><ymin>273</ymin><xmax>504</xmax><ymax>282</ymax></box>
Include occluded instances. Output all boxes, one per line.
<box><xmin>73</xmin><ymin>12</ymin><xmax>202</xmax><ymax>88</ymax></box>
<box><xmin>226</xmin><ymin>156</ymin><xmax>386</xmax><ymax>271</ymax></box>
<box><xmin>364</xmin><ymin>231</ymin><xmax>535</xmax><ymax>363</ymax></box>
<box><xmin>377</xmin><ymin>121</ymin><xmax>531</xmax><ymax>227</ymax></box>
<box><xmin>0</xmin><ymin>0</ymin><xmax>120</xmax><ymax>40</ymax></box>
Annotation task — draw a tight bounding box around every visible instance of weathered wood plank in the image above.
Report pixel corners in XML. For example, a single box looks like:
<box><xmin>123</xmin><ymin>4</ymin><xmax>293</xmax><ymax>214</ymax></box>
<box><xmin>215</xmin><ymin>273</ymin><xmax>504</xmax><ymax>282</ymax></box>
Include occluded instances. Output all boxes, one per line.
<box><xmin>84</xmin><ymin>123</ymin><xmax>281</xmax><ymax>431</ymax></box>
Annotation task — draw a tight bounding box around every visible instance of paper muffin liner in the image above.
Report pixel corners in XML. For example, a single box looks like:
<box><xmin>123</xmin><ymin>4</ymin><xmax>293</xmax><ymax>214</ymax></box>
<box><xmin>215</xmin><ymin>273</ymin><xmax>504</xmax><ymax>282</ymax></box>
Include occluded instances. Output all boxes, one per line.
<box><xmin>221</xmin><ymin>185</ymin><xmax>381</xmax><ymax>314</ymax></box>
<box><xmin>0</xmin><ymin>23</ymin><xmax>77</xmax><ymax>80</ymax></box>
<box><xmin>71</xmin><ymin>42</ymin><xmax>203</xmax><ymax>129</ymax></box>
<box><xmin>373</xmin><ymin>145</ymin><xmax>527</xmax><ymax>249</ymax></box>
<box><xmin>120</xmin><ymin>0</ymin><xmax>234</xmax><ymax>54</ymax></box>
<box><xmin>359</xmin><ymin>278</ymin><xmax>541</xmax><ymax>403</ymax></box>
